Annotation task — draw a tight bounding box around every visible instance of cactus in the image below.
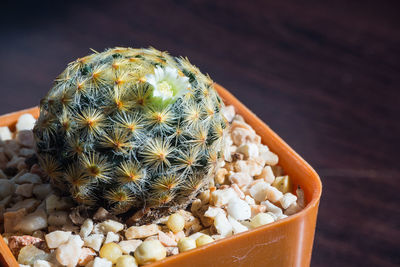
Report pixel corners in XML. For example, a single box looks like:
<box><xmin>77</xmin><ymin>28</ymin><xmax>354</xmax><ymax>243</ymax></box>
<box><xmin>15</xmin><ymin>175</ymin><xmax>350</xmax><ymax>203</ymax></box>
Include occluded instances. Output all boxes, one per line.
<box><xmin>33</xmin><ymin>47</ymin><xmax>227</xmax><ymax>218</ymax></box>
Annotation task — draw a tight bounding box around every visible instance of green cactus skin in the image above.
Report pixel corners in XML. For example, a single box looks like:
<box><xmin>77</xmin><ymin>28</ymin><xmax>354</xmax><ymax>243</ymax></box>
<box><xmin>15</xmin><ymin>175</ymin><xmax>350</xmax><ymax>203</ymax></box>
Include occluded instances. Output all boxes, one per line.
<box><xmin>34</xmin><ymin>47</ymin><xmax>227</xmax><ymax>219</ymax></box>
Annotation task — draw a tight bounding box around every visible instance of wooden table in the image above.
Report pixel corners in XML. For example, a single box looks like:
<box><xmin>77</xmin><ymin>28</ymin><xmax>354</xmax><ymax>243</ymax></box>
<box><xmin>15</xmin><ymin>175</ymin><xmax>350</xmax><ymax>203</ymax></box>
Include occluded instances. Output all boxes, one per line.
<box><xmin>1</xmin><ymin>1</ymin><xmax>399</xmax><ymax>266</ymax></box>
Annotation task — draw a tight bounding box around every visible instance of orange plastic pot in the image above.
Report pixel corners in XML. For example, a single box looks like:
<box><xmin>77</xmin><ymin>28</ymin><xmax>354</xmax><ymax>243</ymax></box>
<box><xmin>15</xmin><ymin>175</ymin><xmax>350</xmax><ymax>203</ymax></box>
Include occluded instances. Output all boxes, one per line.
<box><xmin>0</xmin><ymin>84</ymin><xmax>321</xmax><ymax>267</ymax></box>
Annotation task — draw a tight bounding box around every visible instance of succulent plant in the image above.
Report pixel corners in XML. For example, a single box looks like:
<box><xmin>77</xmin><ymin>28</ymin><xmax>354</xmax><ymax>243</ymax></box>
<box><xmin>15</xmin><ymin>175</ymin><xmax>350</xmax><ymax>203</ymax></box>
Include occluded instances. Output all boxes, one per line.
<box><xmin>33</xmin><ymin>47</ymin><xmax>227</xmax><ymax>218</ymax></box>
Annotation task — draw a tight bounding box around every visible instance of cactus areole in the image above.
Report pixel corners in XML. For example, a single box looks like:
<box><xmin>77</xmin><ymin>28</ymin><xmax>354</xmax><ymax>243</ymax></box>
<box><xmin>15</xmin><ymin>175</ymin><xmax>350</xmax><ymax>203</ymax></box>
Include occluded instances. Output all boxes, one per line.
<box><xmin>33</xmin><ymin>47</ymin><xmax>227</xmax><ymax>220</ymax></box>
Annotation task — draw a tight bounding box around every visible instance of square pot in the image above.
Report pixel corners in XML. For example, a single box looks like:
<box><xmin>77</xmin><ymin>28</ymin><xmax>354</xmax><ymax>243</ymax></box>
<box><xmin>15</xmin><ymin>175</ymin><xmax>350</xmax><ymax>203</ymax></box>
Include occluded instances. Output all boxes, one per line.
<box><xmin>0</xmin><ymin>84</ymin><xmax>322</xmax><ymax>267</ymax></box>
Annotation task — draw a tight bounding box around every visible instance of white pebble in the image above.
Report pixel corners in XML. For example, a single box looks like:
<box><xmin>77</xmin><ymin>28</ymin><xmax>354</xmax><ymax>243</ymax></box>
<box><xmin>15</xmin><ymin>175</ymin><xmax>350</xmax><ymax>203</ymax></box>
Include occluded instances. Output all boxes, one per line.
<box><xmin>104</xmin><ymin>231</ymin><xmax>120</xmax><ymax>244</ymax></box>
<box><xmin>118</xmin><ymin>239</ymin><xmax>143</xmax><ymax>254</ymax></box>
<box><xmin>284</xmin><ymin>203</ymin><xmax>302</xmax><ymax>216</ymax></box>
<box><xmin>45</xmin><ymin>231</ymin><xmax>72</xmax><ymax>249</ymax></box>
<box><xmin>204</xmin><ymin>206</ymin><xmax>225</xmax><ymax>219</ymax></box>
<box><xmin>98</xmin><ymin>219</ymin><xmax>124</xmax><ymax>233</ymax></box>
<box><xmin>16</xmin><ymin>183</ymin><xmax>34</xmax><ymax>197</ymax></box>
<box><xmin>222</xmin><ymin>105</ymin><xmax>235</xmax><ymax>122</ymax></box>
<box><xmin>16</xmin><ymin>114</ymin><xmax>36</xmax><ymax>131</ymax></box>
<box><xmin>214</xmin><ymin>213</ymin><xmax>232</xmax><ymax>237</ymax></box>
<box><xmin>226</xmin><ymin>198</ymin><xmax>251</xmax><ymax>221</ymax></box>
<box><xmin>236</xmin><ymin>143</ymin><xmax>259</xmax><ymax>159</ymax></box>
<box><xmin>0</xmin><ymin>127</ymin><xmax>12</xmax><ymax>141</ymax></box>
<box><xmin>125</xmin><ymin>224</ymin><xmax>159</xmax><ymax>240</ymax></box>
<box><xmin>249</xmin><ymin>181</ymin><xmax>269</xmax><ymax>202</ymax></box>
<box><xmin>56</xmin><ymin>235</ymin><xmax>83</xmax><ymax>267</ymax></box>
<box><xmin>89</xmin><ymin>257</ymin><xmax>112</xmax><ymax>267</ymax></box>
<box><xmin>261</xmin><ymin>200</ymin><xmax>283</xmax><ymax>218</ymax></box>
<box><xmin>244</xmin><ymin>195</ymin><xmax>256</xmax><ymax>205</ymax></box>
<box><xmin>228</xmin><ymin>172</ymin><xmax>253</xmax><ymax>187</ymax></box>
<box><xmin>211</xmin><ymin>188</ymin><xmax>238</xmax><ymax>207</ymax></box>
<box><xmin>84</xmin><ymin>234</ymin><xmax>104</xmax><ymax>251</ymax></box>
<box><xmin>256</xmin><ymin>166</ymin><xmax>275</xmax><ymax>184</ymax></box>
<box><xmin>45</xmin><ymin>194</ymin><xmax>73</xmax><ymax>213</ymax></box>
<box><xmin>265</xmin><ymin>184</ymin><xmax>283</xmax><ymax>203</ymax></box>
<box><xmin>14</xmin><ymin>173</ymin><xmax>42</xmax><ymax>184</ymax></box>
<box><xmin>7</xmin><ymin>198</ymin><xmax>39</xmax><ymax>212</ymax></box>
<box><xmin>33</xmin><ymin>259</ymin><xmax>53</xmax><ymax>267</ymax></box>
<box><xmin>227</xmin><ymin>215</ymin><xmax>249</xmax><ymax>234</ymax></box>
<box><xmin>16</xmin><ymin>208</ymin><xmax>48</xmax><ymax>234</ymax></box>
<box><xmin>260</xmin><ymin>150</ymin><xmax>279</xmax><ymax>166</ymax></box>
<box><xmin>280</xmin><ymin>193</ymin><xmax>298</xmax><ymax>209</ymax></box>
<box><xmin>80</xmin><ymin>218</ymin><xmax>94</xmax><ymax>238</ymax></box>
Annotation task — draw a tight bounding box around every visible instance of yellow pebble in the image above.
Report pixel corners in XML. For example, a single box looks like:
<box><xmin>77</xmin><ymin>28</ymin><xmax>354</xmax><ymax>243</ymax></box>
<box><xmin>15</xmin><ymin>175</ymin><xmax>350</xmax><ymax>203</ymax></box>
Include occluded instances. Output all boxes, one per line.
<box><xmin>116</xmin><ymin>255</ymin><xmax>138</xmax><ymax>267</ymax></box>
<box><xmin>166</xmin><ymin>213</ymin><xmax>185</xmax><ymax>233</ymax></box>
<box><xmin>134</xmin><ymin>240</ymin><xmax>166</xmax><ymax>265</ymax></box>
<box><xmin>272</xmin><ymin>175</ymin><xmax>292</xmax><ymax>194</ymax></box>
<box><xmin>178</xmin><ymin>237</ymin><xmax>196</xmax><ymax>252</ymax></box>
<box><xmin>99</xmin><ymin>242</ymin><xmax>123</xmax><ymax>264</ymax></box>
<box><xmin>250</xmin><ymin>213</ymin><xmax>274</xmax><ymax>228</ymax></box>
<box><xmin>195</xmin><ymin>235</ymin><xmax>214</xmax><ymax>247</ymax></box>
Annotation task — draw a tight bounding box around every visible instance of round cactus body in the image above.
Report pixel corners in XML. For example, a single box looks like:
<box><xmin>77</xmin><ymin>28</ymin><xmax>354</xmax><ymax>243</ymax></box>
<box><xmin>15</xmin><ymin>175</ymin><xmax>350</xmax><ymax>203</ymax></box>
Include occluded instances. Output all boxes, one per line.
<box><xmin>34</xmin><ymin>47</ymin><xmax>227</xmax><ymax>217</ymax></box>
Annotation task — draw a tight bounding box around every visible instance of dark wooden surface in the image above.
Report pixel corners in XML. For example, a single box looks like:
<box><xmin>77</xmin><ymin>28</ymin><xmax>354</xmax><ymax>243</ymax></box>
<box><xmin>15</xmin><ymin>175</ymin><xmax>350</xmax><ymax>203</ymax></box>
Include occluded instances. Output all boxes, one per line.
<box><xmin>1</xmin><ymin>1</ymin><xmax>399</xmax><ymax>266</ymax></box>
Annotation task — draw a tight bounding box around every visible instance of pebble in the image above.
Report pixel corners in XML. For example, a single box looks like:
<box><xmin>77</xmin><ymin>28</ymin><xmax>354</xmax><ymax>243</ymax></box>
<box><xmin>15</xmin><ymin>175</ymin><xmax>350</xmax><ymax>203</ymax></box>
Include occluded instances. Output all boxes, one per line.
<box><xmin>228</xmin><ymin>172</ymin><xmax>253</xmax><ymax>187</ymax></box>
<box><xmin>84</xmin><ymin>234</ymin><xmax>105</xmax><ymax>251</ymax></box>
<box><xmin>227</xmin><ymin>216</ymin><xmax>249</xmax><ymax>234</ymax></box>
<box><xmin>48</xmin><ymin>211</ymin><xmax>70</xmax><ymax>226</ymax></box>
<box><xmin>250</xmin><ymin>213</ymin><xmax>275</xmax><ymax>228</ymax></box>
<box><xmin>45</xmin><ymin>231</ymin><xmax>72</xmax><ymax>249</ymax></box>
<box><xmin>222</xmin><ymin>105</ymin><xmax>235</xmax><ymax>122</ymax></box>
<box><xmin>18</xmin><ymin>147</ymin><xmax>36</xmax><ymax>158</ymax></box>
<box><xmin>7</xmin><ymin>198</ymin><xmax>40</xmax><ymax>213</ymax></box>
<box><xmin>14</xmin><ymin>172</ymin><xmax>42</xmax><ymax>184</ymax></box>
<box><xmin>15</xmin><ymin>183</ymin><xmax>34</xmax><ymax>197</ymax></box>
<box><xmin>8</xmin><ymin>235</ymin><xmax>44</xmax><ymax>256</ymax></box>
<box><xmin>214</xmin><ymin>213</ymin><xmax>232</xmax><ymax>237</ymax></box>
<box><xmin>0</xmin><ymin>169</ymin><xmax>6</xmax><ymax>179</ymax></box>
<box><xmin>0</xmin><ymin>179</ymin><xmax>15</xmax><ymax>198</ymax></box>
<box><xmin>158</xmin><ymin>230</ymin><xmax>177</xmax><ymax>246</ymax></box>
<box><xmin>33</xmin><ymin>260</ymin><xmax>54</xmax><ymax>267</ymax></box>
<box><xmin>78</xmin><ymin>247</ymin><xmax>96</xmax><ymax>266</ymax></box>
<box><xmin>104</xmin><ymin>231</ymin><xmax>120</xmax><ymax>244</ymax></box>
<box><xmin>260</xmin><ymin>150</ymin><xmax>279</xmax><ymax>166</ymax></box>
<box><xmin>134</xmin><ymin>240</ymin><xmax>166</xmax><ymax>265</ymax></box>
<box><xmin>226</xmin><ymin>198</ymin><xmax>251</xmax><ymax>220</ymax></box>
<box><xmin>125</xmin><ymin>224</ymin><xmax>159</xmax><ymax>240</ymax></box>
<box><xmin>16</xmin><ymin>130</ymin><xmax>35</xmax><ymax>147</ymax></box>
<box><xmin>45</xmin><ymin>194</ymin><xmax>73</xmax><ymax>213</ymax></box>
<box><xmin>16</xmin><ymin>114</ymin><xmax>36</xmax><ymax>131</ymax></box>
<box><xmin>88</xmin><ymin>257</ymin><xmax>112</xmax><ymax>267</ymax></box>
<box><xmin>18</xmin><ymin>244</ymin><xmax>49</xmax><ymax>265</ymax></box>
<box><xmin>79</xmin><ymin>218</ymin><xmax>94</xmax><ymax>238</ymax></box>
<box><xmin>280</xmin><ymin>193</ymin><xmax>298</xmax><ymax>209</ymax></box>
<box><xmin>33</xmin><ymin>184</ymin><xmax>53</xmax><ymax>200</ymax></box>
<box><xmin>265</xmin><ymin>184</ymin><xmax>283</xmax><ymax>203</ymax></box>
<box><xmin>15</xmin><ymin>208</ymin><xmax>48</xmax><ymax>234</ymax></box>
<box><xmin>0</xmin><ymin>126</ymin><xmax>12</xmax><ymax>141</ymax></box>
<box><xmin>4</xmin><ymin>208</ymin><xmax>27</xmax><ymax>232</ymax></box>
<box><xmin>6</xmin><ymin>156</ymin><xmax>25</xmax><ymax>169</ymax></box>
<box><xmin>236</xmin><ymin>143</ymin><xmax>259</xmax><ymax>159</ymax></box>
<box><xmin>118</xmin><ymin>239</ymin><xmax>143</xmax><ymax>254</ymax></box>
<box><xmin>211</xmin><ymin>187</ymin><xmax>237</xmax><ymax>207</ymax></box>
<box><xmin>249</xmin><ymin>181</ymin><xmax>269</xmax><ymax>202</ymax></box>
<box><xmin>56</xmin><ymin>235</ymin><xmax>84</xmax><ymax>267</ymax></box>
<box><xmin>98</xmin><ymin>219</ymin><xmax>124</xmax><ymax>233</ymax></box>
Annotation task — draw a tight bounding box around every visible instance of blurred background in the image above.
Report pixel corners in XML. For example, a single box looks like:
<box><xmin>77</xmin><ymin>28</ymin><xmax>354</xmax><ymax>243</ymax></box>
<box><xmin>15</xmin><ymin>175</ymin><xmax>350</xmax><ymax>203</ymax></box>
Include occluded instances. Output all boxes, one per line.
<box><xmin>1</xmin><ymin>0</ymin><xmax>399</xmax><ymax>266</ymax></box>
